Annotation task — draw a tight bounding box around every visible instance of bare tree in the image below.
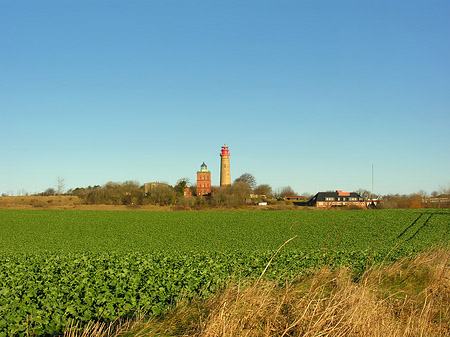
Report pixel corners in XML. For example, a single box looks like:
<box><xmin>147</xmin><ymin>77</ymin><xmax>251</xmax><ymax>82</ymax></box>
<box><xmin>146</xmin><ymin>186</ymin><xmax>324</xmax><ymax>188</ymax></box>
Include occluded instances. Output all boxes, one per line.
<box><xmin>417</xmin><ymin>190</ymin><xmax>428</xmax><ymax>198</ymax></box>
<box><xmin>212</xmin><ymin>182</ymin><xmax>252</xmax><ymax>207</ymax></box>
<box><xmin>301</xmin><ymin>192</ymin><xmax>313</xmax><ymax>199</ymax></box>
<box><xmin>278</xmin><ymin>186</ymin><xmax>297</xmax><ymax>198</ymax></box>
<box><xmin>254</xmin><ymin>184</ymin><xmax>273</xmax><ymax>198</ymax></box>
<box><xmin>146</xmin><ymin>184</ymin><xmax>177</xmax><ymax>205</ymax></box>
<box><xmin>176</xmin><ymin>177</ymin><xmax>191</xmax><ymax>186</ymax></box>
<box><xmin>57</xmin><ymin>177</ymin><xmax>65</xmax><ymax>196</ymax></box>
<box><xmin>234</xmin><ymin>173</ymin><xmax>256</xmax><ymax>190</ymax></box>
<box><xmin>43</xmin><ymin>188</ymin><xmax>56</xmax><ymax>196</ymax></box>
<box><xmin>356</xmin><ymin>188</ymin><xmax>371</xmax><ymax>200</ymax></box>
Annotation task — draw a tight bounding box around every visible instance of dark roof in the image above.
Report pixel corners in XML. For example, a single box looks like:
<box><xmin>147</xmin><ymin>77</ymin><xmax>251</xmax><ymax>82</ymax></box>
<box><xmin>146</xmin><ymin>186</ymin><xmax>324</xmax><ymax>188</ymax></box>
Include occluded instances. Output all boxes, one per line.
<box><xmin>310</xmin><ymin>191</ymin><xmax>363</xmax><ymax>202</ymax></box>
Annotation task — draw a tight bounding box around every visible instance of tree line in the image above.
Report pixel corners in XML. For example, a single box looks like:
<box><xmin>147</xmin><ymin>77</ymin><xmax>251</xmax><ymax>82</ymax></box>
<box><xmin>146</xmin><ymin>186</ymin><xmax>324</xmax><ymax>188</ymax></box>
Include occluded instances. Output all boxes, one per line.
<box><xmin>16</xmin><ymin>174</ymin><xmax>450</xmax><ymax>209</ymax></box>
<box><xmin>52</xmin><ymin>173</ymin><xmax>302</xmax><ymax>208</ymax></box>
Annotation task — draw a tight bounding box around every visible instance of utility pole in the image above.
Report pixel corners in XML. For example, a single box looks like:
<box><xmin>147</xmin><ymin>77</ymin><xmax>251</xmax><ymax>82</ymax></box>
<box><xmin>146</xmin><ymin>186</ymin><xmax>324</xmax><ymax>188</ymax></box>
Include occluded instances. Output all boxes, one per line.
<box><xmin>371</xmin><ymin>164</ymin><xmax>374</xmax><ymax>199</ymax></box>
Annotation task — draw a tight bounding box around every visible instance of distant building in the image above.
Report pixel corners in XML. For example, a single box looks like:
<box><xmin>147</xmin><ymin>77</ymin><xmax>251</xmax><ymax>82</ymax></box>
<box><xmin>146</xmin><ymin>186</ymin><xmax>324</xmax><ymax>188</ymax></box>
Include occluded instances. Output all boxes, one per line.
<box><xmin>197</xmin><ymin>162</ymin><xmax>211</xmax><ymax>196</ymax></box>
<box><xmin>366</xmin><ymin>199</ymin><xmax>380</xmax><ymax>207</ymax></box>
<box><xmin>144</xmin><ymin>182</ymin><xmax>169</xmax><ymax>196</ymax></box>
<box><xmin>184</xmin><ymin>186</ymin><xmax>192</xmax><ymax>197</ymax></box>
<box><xmin>421</xmin><ymin>197</ymin><xmax>450</xmax><ymax>208</ymax></box>
<box><xmin>308</xmin><ymin>190</ymin><xmax>365</xmax><ymax>208</ymax></box>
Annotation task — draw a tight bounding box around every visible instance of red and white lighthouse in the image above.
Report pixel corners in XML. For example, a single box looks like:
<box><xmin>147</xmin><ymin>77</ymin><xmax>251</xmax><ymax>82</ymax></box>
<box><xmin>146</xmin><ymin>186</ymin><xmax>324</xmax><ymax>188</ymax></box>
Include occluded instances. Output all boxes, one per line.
<box><xmin>220</xmin><ymin>145</ymin><xmax>231</xmax><ymax>186</ymax></box>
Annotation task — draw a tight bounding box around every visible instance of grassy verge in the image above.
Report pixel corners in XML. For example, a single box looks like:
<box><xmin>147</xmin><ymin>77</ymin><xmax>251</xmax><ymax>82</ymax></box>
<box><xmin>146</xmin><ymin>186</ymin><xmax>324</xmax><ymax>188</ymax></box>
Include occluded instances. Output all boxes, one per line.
<box><xmin>64</xmin><ymin>249</ymin><xmax>450</xmax><ymax>337</ymax></box>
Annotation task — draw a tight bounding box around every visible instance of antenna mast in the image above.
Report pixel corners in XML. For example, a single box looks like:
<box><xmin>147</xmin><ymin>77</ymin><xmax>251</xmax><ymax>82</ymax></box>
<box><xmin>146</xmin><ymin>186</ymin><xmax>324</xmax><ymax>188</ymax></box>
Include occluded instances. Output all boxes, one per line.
<box><xmin>371</xmin><ymin>164</ymin><xmax>374</xmax><ymax>199</ymax></box>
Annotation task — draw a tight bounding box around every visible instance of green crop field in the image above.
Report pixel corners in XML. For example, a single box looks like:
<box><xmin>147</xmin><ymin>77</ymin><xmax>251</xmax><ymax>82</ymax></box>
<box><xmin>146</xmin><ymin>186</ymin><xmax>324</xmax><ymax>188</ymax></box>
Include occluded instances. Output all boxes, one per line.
<box><xmin>1</xmin><ymin>209</ymin><xmax>449</xmax><ymax>336</ymax></box>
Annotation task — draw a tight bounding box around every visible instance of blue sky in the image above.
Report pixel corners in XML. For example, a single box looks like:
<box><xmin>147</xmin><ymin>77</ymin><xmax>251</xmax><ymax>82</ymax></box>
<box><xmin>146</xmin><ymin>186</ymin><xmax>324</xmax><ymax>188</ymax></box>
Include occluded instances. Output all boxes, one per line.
<box><xmin>1</xmin><ymin>0</ymin><xmax>449</xmax><ymax>196</ymax></box>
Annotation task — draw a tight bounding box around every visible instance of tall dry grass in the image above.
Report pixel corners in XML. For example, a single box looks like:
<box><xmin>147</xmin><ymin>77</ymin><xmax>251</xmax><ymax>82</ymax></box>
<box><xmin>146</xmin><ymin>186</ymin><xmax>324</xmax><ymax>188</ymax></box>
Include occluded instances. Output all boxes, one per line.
<box><xmin>65</xmin><ymin>249</ymin><xmax>450</xmax><ymax>337</ymax></box>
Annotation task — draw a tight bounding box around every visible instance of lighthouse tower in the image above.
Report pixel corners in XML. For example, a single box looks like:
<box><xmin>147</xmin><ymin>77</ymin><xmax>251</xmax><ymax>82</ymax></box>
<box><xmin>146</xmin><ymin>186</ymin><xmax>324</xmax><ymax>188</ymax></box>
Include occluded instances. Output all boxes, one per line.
<box><xmin>220</xmin><ymin>145</ymin><xmax>231</xmax><ymax>186</ymax></box>
<box><xmin>197</xmin><ymin>162</ymin><xmax>211</xmax><ymax>196</ymax></box>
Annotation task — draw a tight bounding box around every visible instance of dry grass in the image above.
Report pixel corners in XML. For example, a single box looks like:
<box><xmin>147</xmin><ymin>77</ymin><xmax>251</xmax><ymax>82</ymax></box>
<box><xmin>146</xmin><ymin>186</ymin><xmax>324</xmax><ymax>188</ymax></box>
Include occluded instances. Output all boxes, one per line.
<box><xmin>0</xmin><ymin>196</ymin><xmax>174</xmax><ymax>211</ymax></box>
<box><xmin>63</xmin><ymin>249</ymin><xmax>450</xmax><ymax>337</ymax></box>
<box><xmin>0</xmin><ymin>196</ymin><xmax>84</xmax><ymax>209</ymax></box>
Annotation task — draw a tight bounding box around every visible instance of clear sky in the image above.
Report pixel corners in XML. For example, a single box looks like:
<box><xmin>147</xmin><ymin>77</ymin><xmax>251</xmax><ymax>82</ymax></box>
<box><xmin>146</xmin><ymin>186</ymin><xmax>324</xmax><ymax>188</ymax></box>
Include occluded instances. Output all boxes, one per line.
<box><xmin>1</xmin><ymin>0</ymin><xmax>449</xmax><ymax>196</ymax></box>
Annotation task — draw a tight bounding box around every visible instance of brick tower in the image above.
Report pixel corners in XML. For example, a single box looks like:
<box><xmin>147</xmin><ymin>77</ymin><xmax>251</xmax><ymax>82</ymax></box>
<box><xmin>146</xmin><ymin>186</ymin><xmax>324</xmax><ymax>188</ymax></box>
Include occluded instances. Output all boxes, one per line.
<box><xmin>220</xmin><ymin>145</ymin><xmax>231</xmax><ymax>186</ymax></box>
<box><xmin>196</xmin><ymin>162</ymin><xmax>211</xmax><ymax>196</ymax></box>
